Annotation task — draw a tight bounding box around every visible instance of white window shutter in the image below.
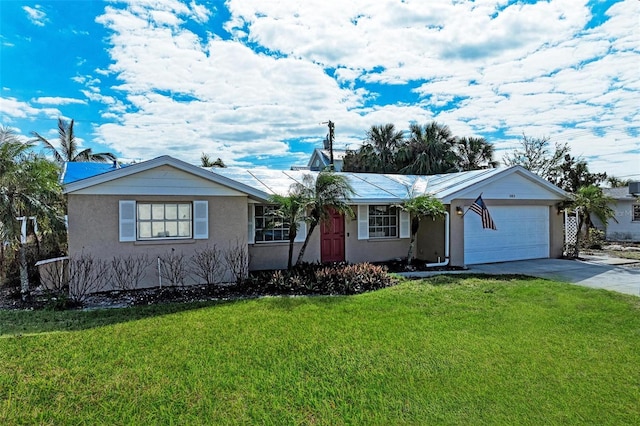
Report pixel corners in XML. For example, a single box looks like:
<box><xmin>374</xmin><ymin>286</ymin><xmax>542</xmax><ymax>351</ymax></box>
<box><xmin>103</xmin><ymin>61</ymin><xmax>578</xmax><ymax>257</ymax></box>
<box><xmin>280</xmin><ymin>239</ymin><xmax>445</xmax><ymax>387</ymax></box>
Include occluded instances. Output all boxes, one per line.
<box><xmin>248</xmin><ymin>204</ymin><xmax>255</xmax><ymax>244</ymax></box>
<box><xmin>119</xmin><ymin>200</ymin><xmax>136</xmax><ymax>242</ymax></box>
<box><xmin>358</xmin><ymin>205</ymin><xmax>369</xmax><ymax>240</ymax></box>
<box><xmin>399</xmin><ymin>210</ymin><xmax>411</xmax><ymax>238</ymax></box>
<box><xmin>193</xmin><ymin>200</ymin><xmax>208</xmax><ymax>239</ymax></box>
<box><xmin>295</xmin><ymin>220</ymin><xmax>307</xmax><ymax>242</ymax></box>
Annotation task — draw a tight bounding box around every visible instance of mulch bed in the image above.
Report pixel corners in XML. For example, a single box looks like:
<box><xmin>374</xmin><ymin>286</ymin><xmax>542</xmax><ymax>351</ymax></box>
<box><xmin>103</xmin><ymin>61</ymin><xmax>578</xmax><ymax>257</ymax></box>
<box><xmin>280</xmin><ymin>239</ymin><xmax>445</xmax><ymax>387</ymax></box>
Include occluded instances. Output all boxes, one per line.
<box><xmin>0</xmin><ymin>260</ymin><xmax>465</xmax><ymax>311</ymax></box>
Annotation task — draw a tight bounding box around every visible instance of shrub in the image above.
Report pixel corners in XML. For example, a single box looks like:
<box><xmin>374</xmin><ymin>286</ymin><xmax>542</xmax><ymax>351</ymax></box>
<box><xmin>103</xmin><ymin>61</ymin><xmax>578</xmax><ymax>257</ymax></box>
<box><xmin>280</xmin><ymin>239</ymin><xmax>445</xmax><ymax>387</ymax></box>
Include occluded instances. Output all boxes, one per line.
<box><xmin>158</xmin><ymin>250</ymin><xmax>189</xmax><ymax>287</ymax></box>
<box><xmin>191</xmin><ymin>245</ymin><xmax>226</xmax><ymax>285</ymax></box>
<box><xmin>224</xmin><ymin>239</ymin><xmax>249</xmax><ymax>284</ymax></box>
<box><xmin>68</xmin><ymin>254</ymin><xmax>111</xmax><ymax>303</ymax></box>
<box><xmin>581</xmin><ymin>228</ymin><xmax>605</xmax><ymax>250</ymax></box>
<box><xmin>245</xmin><ymin>262</ymin><xmax>395</xmax><ymax>296</ymax></box>
<box><xmin>111</xmin><ymin>254</ymin><xmax>151</xmax><ymax>291</ymax></box>
<box><xmin>315</xmin><ymin>263</ymin><xmax>393</xmax><ymax>295</ymax></box>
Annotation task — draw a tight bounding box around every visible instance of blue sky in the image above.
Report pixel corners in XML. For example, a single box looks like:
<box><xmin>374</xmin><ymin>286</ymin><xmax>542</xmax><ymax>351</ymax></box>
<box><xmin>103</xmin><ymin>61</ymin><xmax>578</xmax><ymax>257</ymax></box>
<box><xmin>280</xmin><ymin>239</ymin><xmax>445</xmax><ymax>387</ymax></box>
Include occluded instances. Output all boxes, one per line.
<box><xmin>1</xmin><ymin>0</ymin><xmax>638</xmax><ymax>179</ymax></box>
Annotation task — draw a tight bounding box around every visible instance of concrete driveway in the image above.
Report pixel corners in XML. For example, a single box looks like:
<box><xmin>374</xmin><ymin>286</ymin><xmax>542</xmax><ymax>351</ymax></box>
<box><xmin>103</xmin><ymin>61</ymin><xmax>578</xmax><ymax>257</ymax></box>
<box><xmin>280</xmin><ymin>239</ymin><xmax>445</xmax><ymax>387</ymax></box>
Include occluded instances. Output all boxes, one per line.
<box><xmin>404</xmin><ymin>256</ymin><xmax>640</xmax><ymax>297</ymax></box>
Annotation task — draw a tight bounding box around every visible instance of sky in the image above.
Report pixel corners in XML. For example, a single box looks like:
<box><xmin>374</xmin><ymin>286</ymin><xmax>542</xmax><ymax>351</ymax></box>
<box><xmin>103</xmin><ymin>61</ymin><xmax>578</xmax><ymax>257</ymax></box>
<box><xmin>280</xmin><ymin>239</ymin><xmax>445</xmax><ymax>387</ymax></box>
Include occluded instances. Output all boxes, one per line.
<box><xmin>1</xmin><ymin>0</ymin><xmax>638</xmax><ymax>180</ymax></box>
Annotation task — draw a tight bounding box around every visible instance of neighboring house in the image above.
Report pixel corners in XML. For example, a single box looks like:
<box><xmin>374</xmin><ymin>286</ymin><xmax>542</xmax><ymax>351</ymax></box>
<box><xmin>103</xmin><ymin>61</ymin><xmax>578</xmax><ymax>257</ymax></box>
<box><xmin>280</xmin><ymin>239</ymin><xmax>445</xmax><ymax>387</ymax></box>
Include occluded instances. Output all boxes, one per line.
<box><xmin>61</xmin><ymin>155</ymin><xmax>568</xmax><ymax>291</ymax></box>
<box><xmin>592</xmin><ymin>185</ymin><xmax>640</xmax><ymax>242</ymax></box>
<box><xmin>308</xmin><ymin>148</ymin><xmax>346</xmax><ymax>171</ymax></box>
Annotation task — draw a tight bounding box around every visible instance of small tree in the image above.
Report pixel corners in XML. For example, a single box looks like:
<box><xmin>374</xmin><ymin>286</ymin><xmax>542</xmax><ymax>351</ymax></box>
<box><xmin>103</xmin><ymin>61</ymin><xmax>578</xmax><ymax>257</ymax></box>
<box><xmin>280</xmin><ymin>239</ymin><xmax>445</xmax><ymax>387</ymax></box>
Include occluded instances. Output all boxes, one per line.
<box><xmin>270</xmin><ymin>192</ymin><xmax>308</xmax><ymax>270</ymax></box>
<box><xmin>572</xmin><ymin>185</ymin><xmax>616</xmax><ymax>240</ymax></box>
<box><xmin>295</xmin><ymin>172</ymin><xmax>355</xmax><ymax>266</ymax></box>
<box><xmin>399</xmin><ymin>194</ymin><xmax>446</xmax><ymax>265</ymax></box>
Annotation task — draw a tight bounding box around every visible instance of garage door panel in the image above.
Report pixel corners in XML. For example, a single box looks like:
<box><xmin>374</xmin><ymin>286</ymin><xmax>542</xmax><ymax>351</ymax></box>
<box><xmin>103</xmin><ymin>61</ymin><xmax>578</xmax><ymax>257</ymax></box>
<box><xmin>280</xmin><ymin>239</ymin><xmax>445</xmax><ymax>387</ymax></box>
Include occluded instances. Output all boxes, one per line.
<box><xmin>464</xmin><ymin>206</ymin><xmax>549</xmax><ymax>265</ymax></box>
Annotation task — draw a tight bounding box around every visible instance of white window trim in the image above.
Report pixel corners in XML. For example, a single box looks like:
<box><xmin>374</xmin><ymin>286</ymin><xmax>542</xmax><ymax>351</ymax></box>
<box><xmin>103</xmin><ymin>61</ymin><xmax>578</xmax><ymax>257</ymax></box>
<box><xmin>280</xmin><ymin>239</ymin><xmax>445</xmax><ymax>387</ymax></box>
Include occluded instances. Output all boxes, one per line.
<box><xmin>119</xmin><ymin>200</ymin><xmax>208</xmax><ymax>242</ymax></box>
<box><xmin>358</xmin><ymin>204</ymin><xmax>410</xmax><ymax>240</ymax></box>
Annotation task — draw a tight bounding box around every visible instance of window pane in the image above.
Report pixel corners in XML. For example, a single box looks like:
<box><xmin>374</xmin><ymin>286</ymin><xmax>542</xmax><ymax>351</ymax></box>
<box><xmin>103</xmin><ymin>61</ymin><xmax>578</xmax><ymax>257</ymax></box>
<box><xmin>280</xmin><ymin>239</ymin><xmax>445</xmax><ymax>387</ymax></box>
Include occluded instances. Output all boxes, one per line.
<box><xmin>152</xmin><ymin>222</ymin><xmax>166</xmax><ymax>237</ymax></box>
<box><xmin>152</xmin><ymin>204</ymin><xmax>164</xmax><ymax>219</ymax></box>
<box><xmin>165</xmin><ymin>204</ymin><xmax>177</xmax><ymax>220</ymax></box>
<box><xmin>178</xmin><ymin>221</ymin><xmax>191</xmax><ymax>237</ymax></box>
<box><xmin>138</xmin><ymin>204</ymin><xmax>151</xmax><ymax>220</ymax></box>
<box><xmin>178</xmin><ymin>204</ymin><xmax>191</xmax><ymax>219</ymax></box>
<box><xmin>139</xmin><ymin>222</ymin><xmax>151</xmax><ymax>238</ymax></box>
<box><xmin>165</xmin><ymin>222</ymin><xmax>178</xmax><ymax>237</ymax></box>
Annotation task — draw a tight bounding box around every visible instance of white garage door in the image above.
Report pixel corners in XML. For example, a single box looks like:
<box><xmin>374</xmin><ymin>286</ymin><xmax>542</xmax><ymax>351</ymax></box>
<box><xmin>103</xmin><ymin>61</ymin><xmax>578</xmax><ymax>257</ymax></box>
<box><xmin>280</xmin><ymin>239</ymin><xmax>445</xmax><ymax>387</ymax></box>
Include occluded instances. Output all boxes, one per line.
<box><xmin>464</xmin><ymin>205</ymin><xmax>549</xmax><ymax>265</ymax></box>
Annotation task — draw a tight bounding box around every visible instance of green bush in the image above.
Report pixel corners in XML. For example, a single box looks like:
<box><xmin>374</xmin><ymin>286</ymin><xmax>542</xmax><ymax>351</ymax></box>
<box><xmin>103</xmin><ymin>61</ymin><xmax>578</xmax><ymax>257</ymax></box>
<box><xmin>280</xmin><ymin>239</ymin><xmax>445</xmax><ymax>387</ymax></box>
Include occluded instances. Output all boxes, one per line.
<box><xmin>581</xmin><ymin>228</ymin><xmax>605</xmax><ymax>250</ymax></box>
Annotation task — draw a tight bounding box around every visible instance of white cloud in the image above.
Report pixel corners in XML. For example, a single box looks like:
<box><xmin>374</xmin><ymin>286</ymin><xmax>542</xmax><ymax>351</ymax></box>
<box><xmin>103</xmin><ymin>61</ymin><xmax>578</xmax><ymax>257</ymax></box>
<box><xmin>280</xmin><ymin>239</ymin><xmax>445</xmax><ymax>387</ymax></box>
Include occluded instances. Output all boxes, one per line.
<box><xmin>33</xmin><ymin>97</ymin><xmax>87</xmax><ymax>106</ymax></box>
<box><xmin>23</xmin><ymin>6</ymin><xmax>48</xmax><ymax>27</ymax></box>
<box><xmin>83</xmin><ymin>0</ymin><xmax>639</xmax><ymax>177</ymax></box>
<box><xmin>0</xmin><ymin>97</ymin><xmax>60</xmax><ymax>121</ymax></box>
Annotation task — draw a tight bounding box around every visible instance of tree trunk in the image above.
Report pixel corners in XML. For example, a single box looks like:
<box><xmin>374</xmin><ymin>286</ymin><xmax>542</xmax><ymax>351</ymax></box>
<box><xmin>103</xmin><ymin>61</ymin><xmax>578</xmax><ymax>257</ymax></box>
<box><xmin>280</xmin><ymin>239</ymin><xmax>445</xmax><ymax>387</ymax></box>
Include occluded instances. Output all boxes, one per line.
<box><xmin>295</xmin><ymin>223</ymin><xmax>317</xmax><ymax>266</ymax></box>
<box><xmin>287</xmin><ymin>228</ymin><xmax>297</xmax><ymax>270</ymax></box>
<box><xmin>19</xmin><ymin>244</ymin><xmax>29</xmax><ymax>301</ymax></box>
<box><xmin>407</xmin><ymin>232</ymin><xmax>417</xmax><ymax>266</ymax></box>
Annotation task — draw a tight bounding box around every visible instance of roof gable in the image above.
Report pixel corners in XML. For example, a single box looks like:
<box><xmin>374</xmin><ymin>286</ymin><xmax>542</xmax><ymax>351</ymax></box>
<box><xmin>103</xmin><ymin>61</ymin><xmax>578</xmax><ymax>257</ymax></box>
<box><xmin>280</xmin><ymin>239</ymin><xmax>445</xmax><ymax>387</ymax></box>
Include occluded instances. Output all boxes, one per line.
<box><xmin>63</xmin><ymin>156</ymin><xmax>268</xmax><ymax>199</ymax></box>
<box><xmin>438</xmin><ymin>166</ymin><xmax>568</xmax><ymax>202</ymax></box>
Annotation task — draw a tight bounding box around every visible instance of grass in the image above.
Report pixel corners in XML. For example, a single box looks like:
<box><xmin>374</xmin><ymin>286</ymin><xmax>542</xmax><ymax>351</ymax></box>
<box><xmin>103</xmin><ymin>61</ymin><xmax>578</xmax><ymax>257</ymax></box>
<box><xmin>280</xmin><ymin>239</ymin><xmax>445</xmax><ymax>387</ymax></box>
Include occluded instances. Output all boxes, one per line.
<box><xmin>1</xmin><ymin>275</ymin><xmax>640</xmax><ymax>425</ymax></box>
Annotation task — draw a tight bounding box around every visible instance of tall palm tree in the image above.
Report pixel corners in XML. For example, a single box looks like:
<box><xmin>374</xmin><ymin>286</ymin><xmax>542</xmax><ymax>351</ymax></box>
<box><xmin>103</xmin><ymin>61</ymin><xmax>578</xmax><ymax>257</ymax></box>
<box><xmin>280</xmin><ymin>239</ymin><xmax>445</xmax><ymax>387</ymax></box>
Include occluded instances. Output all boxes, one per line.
<box><xmin>397</xmin><ymin>122</ymin><xmax>458</xmax><ymax>175</ymax></box>
<box><xmin>294</xmin><ymin>172</ymin><xmax>355</xmax><ymax>266</ymax></box>
<box><xmin>1</xmin><ymin>126</ymin><xmax>65</xmax><ymax>297</ymax></box>
<box><xmin>365</xmin><ymin>123</ymin><xmax>404</xmax><ymax>173</ymax></box>
<box><xmin>455</xmin><ymin>137</ymin><xmax>498</xmax><ymax>171</ymax></box>
<box><xmin>31</xmin><ymin>118</ymin><xmax>116</xmax><ymax>164</ymax></box>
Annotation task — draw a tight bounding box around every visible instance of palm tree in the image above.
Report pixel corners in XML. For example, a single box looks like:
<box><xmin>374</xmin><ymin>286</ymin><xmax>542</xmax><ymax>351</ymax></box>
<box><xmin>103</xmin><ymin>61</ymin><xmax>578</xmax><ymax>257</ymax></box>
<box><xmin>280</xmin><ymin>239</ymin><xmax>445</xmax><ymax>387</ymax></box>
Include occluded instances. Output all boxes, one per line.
<box><xmin>31</xmin><ymin>118</ymin><xmax>116</xmax><ymax>164</ymax></box>
<box><xmin>572</xmin><ymin>185</ymin><xmax>616</xmax><ymax>239</ymax></box>
<box><xmin>455</xmin><ymin>137</ymin><xmax>498</xmax><ymax>171</ymax></box>
<box><xmin>365</xmin><ymin>123</ymin><xmax>404</xmax><ymax>173</ymax></box>
<box><xmin>397</xmin><ymin>122</ymin><xmax>458</xmax><ymax>175</ymax></box>
<box><xmin>294</xmin><ymin>172</ymin><xmax>355</xmax><ymax>266</ymax></box>
<box><xmin>606</xmin><ymin>176</ymin><xmax>631</xmax><ymax>188</ymax></box>
<box><xmin>270</xmin><ymin>192</ymin><xmax>308</xmax><ymax>270</ymax></box>
<box><xmin>1</xmin><ymin>126</ymin><xmax>65</xmax><ymax>297</ymax></box>
<box><xmin>343</xmin><ymin>144</ymin><xmax>381</xmax><ymax>173</ymax></box>
<box><xmin>399</xmin><ymin>194</ymin><xmax>446</xmax><ymax>265</ymax></box>
<box><xmin>200</xmin><ymin>153</ymin><xmax>226</xmax><ymax>168</ymax></box>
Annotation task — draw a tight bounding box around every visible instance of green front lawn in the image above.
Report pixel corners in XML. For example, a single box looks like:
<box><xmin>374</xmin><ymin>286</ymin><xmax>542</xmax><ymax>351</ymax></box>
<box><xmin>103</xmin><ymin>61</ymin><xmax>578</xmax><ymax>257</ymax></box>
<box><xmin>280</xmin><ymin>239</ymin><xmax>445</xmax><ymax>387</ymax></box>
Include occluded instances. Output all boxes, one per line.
<box><xmin>1</xmin><ymin>276</ymin><xmax>639</xmax><ymax>424</ymax></box>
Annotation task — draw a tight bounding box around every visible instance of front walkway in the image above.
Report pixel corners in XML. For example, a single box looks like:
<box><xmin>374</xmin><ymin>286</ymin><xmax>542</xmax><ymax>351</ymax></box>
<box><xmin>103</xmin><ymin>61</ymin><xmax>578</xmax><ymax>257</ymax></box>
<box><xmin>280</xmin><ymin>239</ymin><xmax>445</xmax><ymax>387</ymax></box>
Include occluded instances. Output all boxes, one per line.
<box><xmin>401</xmin><ymin>257</ymin><xmax>640</xmax><ymax>297</ymax></box>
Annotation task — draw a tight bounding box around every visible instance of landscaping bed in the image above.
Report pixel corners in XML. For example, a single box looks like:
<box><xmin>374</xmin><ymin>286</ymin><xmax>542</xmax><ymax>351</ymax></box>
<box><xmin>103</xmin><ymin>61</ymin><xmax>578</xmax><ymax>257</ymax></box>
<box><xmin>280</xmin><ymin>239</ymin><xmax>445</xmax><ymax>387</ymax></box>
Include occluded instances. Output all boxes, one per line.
<box><xmin>0</xmin><ymin>262</ymin><xmax>398</xmax><ymax>311</ymax></box>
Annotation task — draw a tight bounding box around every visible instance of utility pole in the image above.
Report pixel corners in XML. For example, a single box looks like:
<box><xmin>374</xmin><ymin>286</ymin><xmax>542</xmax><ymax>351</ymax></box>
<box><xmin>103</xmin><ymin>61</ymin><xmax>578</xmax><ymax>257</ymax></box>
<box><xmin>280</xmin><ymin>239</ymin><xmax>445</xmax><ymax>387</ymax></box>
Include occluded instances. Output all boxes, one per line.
<box><xmin>322</xmin><ymin>120</ymin><xmax>335</xmax><ymax>170</ymax></box>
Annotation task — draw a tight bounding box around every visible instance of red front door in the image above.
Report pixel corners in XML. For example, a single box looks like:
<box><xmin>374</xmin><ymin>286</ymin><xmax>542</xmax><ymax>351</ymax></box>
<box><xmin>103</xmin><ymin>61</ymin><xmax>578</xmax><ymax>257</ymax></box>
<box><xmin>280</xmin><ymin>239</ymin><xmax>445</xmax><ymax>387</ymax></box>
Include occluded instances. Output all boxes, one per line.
<box><xmin>321</xmin><ymin>209</ymin><xmax>345</xmax><ymax>263</ymax></box>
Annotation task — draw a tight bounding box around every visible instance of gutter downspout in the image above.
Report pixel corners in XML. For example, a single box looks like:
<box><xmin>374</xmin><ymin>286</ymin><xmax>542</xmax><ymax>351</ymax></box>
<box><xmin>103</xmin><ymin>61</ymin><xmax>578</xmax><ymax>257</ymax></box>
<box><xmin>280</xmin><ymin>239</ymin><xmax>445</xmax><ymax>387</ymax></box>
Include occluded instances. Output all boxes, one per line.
<box><xmin>426</xmin><ymin>211</ymin><xmax>450</xmax><ymax>267</ymax></box>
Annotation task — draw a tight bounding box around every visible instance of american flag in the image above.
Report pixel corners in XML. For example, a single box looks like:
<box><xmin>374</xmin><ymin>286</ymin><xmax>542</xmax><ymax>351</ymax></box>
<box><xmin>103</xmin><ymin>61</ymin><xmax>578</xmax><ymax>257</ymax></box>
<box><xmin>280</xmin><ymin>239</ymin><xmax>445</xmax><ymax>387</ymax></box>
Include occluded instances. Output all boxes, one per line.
<box><xmin>469</xmin><ymin>195</ymin><xmax>497</xmax><ymax>230</ymax></box>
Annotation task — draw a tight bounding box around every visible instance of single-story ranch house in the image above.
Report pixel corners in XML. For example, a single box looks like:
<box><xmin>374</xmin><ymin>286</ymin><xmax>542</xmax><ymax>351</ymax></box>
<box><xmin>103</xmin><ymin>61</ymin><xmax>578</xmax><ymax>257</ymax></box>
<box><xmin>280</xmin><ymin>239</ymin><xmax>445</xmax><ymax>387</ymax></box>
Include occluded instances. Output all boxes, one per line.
<box><xmin>61</xmin><ymin>155</ymin><xmax>569</xmax><ymax>290</ymax></box>
<box><xmin>592</xmin><ymin>185</ymin><xmax>640</xmax><ymax>242</ymax></box>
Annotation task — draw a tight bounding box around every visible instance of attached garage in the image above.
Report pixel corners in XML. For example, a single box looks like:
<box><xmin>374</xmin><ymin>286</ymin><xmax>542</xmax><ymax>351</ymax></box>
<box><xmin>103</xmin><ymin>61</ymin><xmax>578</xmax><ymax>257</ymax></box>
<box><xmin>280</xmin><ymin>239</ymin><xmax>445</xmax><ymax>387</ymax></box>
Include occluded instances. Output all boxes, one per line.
<box><xmin>438</xmin><ymin>166</ymin><xmax>568</xmax><ymax>268</ymax></box>
<box><xmin>464</xmin><ymin>205</ymin><xmax>550</xmax><ymax>265</ymax></box>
